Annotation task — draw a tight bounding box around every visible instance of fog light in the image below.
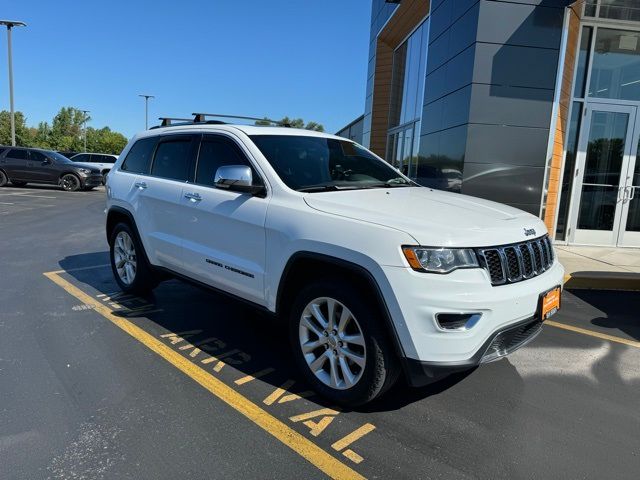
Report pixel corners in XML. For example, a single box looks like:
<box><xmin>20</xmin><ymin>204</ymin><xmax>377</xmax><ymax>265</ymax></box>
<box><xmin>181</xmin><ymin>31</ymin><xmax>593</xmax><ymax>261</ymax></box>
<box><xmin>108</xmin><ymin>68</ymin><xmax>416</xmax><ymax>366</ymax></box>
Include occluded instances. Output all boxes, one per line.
<box><xmin>436</xmin><ymin>313</ymin><xmax>482</xmax><ymax>331</ymax></box>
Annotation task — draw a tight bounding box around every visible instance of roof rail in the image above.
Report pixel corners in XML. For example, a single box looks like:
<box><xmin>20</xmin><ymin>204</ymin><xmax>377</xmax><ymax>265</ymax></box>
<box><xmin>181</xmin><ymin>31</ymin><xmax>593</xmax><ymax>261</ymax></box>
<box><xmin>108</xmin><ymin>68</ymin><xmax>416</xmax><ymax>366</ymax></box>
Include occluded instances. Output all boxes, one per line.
<box><xmin>192</xmin><ymin>113</ymin><xmax>291</xmax><ymax>127</ymax></box>
<box><xmin>152</xmin><ymin>113</ymin><xmax>291</xmax><ymax>130</ymax></box>
<box><xmin>152</xmin><ymin>116</ymin><xmax>228</xmax><ymax>129</ymax></box>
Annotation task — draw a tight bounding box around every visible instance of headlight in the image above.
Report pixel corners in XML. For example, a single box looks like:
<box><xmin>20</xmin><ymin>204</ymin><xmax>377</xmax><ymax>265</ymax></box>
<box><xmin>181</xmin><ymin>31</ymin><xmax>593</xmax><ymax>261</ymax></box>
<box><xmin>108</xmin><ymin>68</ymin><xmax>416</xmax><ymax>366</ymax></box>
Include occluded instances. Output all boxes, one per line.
<box><xmin>402</xmin><ymin>246</ymin><xmax>479</xmax><ymax>273</ymax></box>
<box><xmin>78</xmin><ymin>168</ymin><xmax>91</xmax><ymax>174</ymax></box>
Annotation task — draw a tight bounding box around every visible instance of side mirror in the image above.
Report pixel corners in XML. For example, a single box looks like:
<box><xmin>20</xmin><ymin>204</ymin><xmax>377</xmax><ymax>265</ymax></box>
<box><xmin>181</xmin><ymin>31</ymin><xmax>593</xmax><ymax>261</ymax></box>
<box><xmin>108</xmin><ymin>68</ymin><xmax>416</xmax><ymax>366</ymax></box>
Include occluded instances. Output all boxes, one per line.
<box><xmin>214</xmin><ymin>165</ymin><xmax>265</xmax><ymax>196</ymax></box>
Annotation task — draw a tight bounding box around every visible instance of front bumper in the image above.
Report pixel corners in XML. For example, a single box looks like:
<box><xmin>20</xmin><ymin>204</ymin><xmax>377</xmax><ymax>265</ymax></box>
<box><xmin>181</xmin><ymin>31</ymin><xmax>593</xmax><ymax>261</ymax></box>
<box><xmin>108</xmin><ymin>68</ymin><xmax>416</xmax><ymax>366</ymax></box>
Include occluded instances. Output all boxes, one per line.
<box><xmin>380</xmin><ymin>260</ymin><xmax>564</xmax><ymax>384</ymax></box>
<box><xmin>81</xmin><ymin>174</ymin><xmax>104</xmax><ymax>187</ymax></box>
<box><xmin>404</xmin><ymin>316</ymin><xmax>543</xmax><ymax>386</ymax></box>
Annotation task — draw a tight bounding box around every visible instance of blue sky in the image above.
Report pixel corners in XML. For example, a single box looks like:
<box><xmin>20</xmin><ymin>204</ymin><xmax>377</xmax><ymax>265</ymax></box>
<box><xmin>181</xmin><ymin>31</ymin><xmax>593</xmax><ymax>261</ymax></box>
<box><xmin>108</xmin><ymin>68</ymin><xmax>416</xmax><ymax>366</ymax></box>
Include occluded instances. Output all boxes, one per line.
<box><xmin>0</xmin><ymin>0</ymin><xmax>371</xmax><ymax>137</ymax></box>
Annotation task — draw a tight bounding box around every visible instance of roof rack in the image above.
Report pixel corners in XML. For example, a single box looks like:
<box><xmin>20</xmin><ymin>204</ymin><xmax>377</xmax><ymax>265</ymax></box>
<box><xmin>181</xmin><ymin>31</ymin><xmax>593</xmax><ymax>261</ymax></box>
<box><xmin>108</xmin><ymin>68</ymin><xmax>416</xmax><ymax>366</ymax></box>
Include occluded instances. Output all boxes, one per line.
<box><xmin>152</xmin><ymin>113</ymin><xmax>291</xmax><ymax>130</ymax></box>
<box><xmin>191</xmin><ymin>113</ymin><xmax>291</xmax><ymax>127</ymax></box>
<box><xmin>153</xmin><ymin>116</ymin><xmax>228</xmax><ymax>129</ymax></box>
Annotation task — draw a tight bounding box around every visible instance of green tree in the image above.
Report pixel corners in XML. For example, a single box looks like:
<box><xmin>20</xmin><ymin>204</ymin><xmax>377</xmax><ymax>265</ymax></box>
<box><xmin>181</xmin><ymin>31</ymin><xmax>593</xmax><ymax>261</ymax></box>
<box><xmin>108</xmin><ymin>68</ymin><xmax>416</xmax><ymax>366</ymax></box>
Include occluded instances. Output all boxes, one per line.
<box><xmin>0</xmin><ymin>110</ymin><xmax>33</xmax><ymax>146</ymax></box>
<box><xmin>48</xmin><ymin>107</ymin><xmax>91</xmax><ymax>151</ymax></box>
<box><xmin>86</xmin><ymin>127</ymin><xmax>128</xmax><ymax>155</ymax></box>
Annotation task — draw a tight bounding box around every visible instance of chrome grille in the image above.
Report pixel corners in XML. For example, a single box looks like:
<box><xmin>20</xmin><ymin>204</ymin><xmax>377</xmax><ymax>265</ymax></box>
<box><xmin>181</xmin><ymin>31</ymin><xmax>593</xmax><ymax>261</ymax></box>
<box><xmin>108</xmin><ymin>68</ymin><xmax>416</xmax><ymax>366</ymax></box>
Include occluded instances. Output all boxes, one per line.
<box><xmin>477</xmin><ymin>236</ymin><xmax>555</xmax><ymax>286</ymax></box>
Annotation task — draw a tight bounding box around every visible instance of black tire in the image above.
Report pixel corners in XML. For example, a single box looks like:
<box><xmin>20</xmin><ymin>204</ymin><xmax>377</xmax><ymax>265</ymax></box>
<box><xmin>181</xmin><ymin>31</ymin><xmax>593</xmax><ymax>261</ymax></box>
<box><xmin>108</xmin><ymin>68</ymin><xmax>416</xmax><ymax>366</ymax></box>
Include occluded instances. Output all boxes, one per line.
<box><xmin>11</xmin><ymin>180</ymin><xmax>27</xmax><ymax>187</ymax></box>
<box><xmin>60</xmin><ymin>173</ymin><xmax>81</xmax><ymax>192</ymax></box>
<box><xmin>0</xmin><ymin>170</ymin><xmax>7</xmax><ymax>187</ymax></box>
<box><xmin>109</xmin><ymin>222</ymin><xmax>158</xmax><ymax>295</ymax></box>
<box><xmin>83</xmin><ymin>186</ymin><xmax>95</xmax><ymax>191</ymax></box>
<box><xmin>289</xmin><ymin>279</ymin><xmax>400</xmax><ymax>407</ymax></box>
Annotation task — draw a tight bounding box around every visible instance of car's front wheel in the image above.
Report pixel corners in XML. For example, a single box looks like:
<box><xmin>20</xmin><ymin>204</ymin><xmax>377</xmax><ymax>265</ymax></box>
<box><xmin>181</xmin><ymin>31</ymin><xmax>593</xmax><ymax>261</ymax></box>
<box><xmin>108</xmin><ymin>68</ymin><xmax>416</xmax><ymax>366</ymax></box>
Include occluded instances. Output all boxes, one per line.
<box><xmin>60</xmin><ymin>174</ymin><xmax>81</xmax><ymax>192</ymax></box>
<box><xmin>289</xmin><ymin>280</ymin><xmax>399</xmax><ymax>406</ymax></box>
<box><xmin>0</xmin><ymin>170</ymin><xmax>8</xmax><ymax>187</ymax></box>
<box><xmin>109</xmin><ymin>222</ymin><xmax>157</xmax><ymax>295</ymax></box>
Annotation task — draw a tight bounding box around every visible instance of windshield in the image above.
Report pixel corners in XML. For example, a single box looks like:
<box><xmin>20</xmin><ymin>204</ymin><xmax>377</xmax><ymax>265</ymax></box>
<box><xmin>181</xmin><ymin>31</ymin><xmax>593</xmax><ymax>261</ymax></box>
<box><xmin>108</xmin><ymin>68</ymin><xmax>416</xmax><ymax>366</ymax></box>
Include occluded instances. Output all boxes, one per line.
<box><xmin>48</xmin><ymin>151</ymin><xmax>73</xmax><ymax>163</ymax></box>
<box><xmin>249</xmin><ymin>135</ymin><xmax>413</xmax><ymax>191</ymax></box>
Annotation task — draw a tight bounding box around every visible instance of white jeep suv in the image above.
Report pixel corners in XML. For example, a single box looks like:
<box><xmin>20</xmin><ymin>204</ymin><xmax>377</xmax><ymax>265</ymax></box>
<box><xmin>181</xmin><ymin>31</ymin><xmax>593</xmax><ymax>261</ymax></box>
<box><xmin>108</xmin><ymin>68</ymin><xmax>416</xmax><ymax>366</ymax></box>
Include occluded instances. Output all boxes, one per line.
<box><xmin>105</xmin><ymin>123</ymin><xmax>564</xmax><ymax>406</ymax></box>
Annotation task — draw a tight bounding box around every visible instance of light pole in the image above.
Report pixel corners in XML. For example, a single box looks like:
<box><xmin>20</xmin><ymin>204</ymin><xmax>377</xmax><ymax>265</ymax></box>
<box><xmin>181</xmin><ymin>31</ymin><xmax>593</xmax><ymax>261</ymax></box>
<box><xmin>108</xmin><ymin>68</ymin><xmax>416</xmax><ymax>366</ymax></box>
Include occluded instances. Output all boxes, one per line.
<box><xmin>0</xmin><ymin>20</ymin><xmax>27</xmax><ymax>147</ymax></box>
<box><xmin>138</xmin><ymin>94</ymin><xmax>155</xmax><ymax>129</ymax></box>
<box><xmin>80</xmin><ymin>110</ymin><xmax>90</xmax><ymax>152</ymax></box>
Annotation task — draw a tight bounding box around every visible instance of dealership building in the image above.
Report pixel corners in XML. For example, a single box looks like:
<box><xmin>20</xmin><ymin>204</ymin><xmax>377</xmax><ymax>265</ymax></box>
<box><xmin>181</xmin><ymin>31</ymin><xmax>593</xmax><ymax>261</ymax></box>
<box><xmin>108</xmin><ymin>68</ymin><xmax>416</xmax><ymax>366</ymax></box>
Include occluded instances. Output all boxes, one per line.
<box><xmin>337</xmin><ymin>0</ymin><xmax>640</xmax><ymax>247</ymax></box>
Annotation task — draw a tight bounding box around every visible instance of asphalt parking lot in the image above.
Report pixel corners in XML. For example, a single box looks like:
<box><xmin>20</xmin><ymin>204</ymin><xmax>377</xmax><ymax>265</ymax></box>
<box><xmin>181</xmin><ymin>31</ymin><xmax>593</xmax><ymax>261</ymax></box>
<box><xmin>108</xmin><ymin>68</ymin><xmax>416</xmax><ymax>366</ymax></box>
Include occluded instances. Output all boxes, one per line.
<box><xmin>1</xmin><ymin>185</ymin><xmax>639</xmax><ymax>480</ymax></box>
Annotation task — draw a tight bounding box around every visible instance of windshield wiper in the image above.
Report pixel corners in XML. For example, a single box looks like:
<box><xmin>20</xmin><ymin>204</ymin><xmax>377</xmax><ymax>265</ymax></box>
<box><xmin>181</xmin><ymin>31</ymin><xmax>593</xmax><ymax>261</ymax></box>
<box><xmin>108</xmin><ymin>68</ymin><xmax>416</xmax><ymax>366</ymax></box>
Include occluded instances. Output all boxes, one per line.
<box><xmin>360</xmin><ymin>180</ymin><xmax>413</xmax><ymax>189</ymax></box>
<box><xmin>297</xmin><ymin>185</ymin><xmax>360</xmax><ymax>193</ymax></box>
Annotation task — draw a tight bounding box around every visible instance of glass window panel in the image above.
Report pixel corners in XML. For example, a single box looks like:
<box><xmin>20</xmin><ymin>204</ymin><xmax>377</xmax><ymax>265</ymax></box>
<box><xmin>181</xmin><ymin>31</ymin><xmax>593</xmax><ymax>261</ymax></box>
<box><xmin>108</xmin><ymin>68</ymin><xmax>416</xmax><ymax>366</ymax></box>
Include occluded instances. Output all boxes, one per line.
<box><xmin>401</xmin><ymin>31</ymin><xmax>419</xmax><ymax>124</ymax></box>
<box><xmin>389</xmin><ymin>42</ymin><xmax>407</xmax><ymax>128</ymax></box>
<box><xmin>556</xmin><ymin>103</ymin><xmax>583</xmax><ymax>241</ymax></box>
<box><xmin>414</xmin><ymin>20</ymin><xmax>430</xmax><ymax>120</ymax></box>
<box><xmin>599</xmin><ymin>0</ymin><xmax>640</xmax><ymax>22</ymax></box>
<box><xmin>585</xmin><ymin>2</ymin><xmax>597</xmax><ymax>17</ymax></box>
<box><xmin>578</xmin><ymin>185</ymin><xmax>619</xmax><ymax>230</ymax></box>
<box><xmin>589</xmin><ymin>28</ymin><xmax>640</xmax><ymax>101</ymax></box>
<box><xmin>575</xmin><ymin>27</ymin><xmax>592</xmax><ymax>99</ymax></box>
<box><xmin>583</xmin><ymin>111</ymin><xmax>628</xmax><ymax>185</ymax></box>
<box><xmin>402</xmin><ymin>127</ymin><xmax>413</xmax><ymax>176</ymax></box>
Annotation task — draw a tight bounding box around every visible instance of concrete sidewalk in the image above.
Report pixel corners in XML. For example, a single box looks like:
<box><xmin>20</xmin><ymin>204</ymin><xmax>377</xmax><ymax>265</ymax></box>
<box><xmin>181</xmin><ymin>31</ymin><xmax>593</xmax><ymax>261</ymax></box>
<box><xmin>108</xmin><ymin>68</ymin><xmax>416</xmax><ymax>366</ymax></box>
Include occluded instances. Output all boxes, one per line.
<box><xmin>555</xmin><ymin>245</ymin><xmax>640</xmax><ymax>290</ymax></box>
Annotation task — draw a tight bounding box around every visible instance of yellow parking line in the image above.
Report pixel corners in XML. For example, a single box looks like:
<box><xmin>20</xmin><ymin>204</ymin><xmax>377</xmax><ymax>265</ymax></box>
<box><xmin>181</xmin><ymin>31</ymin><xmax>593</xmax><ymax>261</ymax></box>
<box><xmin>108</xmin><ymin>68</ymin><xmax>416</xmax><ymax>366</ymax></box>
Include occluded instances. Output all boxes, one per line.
<box><xmin>48</xmin><ymin>264</ymin><xmax>110</xmax><ymax>274</ymax></box>
<box><xmin>546</xmin><ymin>320</ymin><xmax>640</xmax><ymax>348</ymax></box>
<box><xmin>43</xmin><ymin>270</ymin><xmax>365</xmax><ymax>480</ymax></box>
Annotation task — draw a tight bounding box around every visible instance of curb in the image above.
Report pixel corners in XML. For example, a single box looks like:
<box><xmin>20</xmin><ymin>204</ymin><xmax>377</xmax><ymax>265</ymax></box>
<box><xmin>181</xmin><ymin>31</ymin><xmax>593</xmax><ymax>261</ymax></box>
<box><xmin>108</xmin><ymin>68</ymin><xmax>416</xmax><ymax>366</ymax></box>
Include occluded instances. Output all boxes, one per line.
<box><xmin>563</xmin><ymin>272</ymin><xmax>640</xmax><ymax>291</ymax></box>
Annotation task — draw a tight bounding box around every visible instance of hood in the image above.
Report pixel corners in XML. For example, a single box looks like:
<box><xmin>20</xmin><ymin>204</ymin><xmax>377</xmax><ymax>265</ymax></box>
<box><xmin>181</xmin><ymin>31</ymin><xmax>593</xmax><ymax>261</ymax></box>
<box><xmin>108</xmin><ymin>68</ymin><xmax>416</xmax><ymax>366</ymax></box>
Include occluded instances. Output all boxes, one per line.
<box><xmin>303</xmin><ymin>187</ymin><xmax>546</xmax><ymax>247</ymax></box>
<box><xmin>72</xmin><ymin>162</ymin><xmax>104</xmax><ymax>172</ymax></box>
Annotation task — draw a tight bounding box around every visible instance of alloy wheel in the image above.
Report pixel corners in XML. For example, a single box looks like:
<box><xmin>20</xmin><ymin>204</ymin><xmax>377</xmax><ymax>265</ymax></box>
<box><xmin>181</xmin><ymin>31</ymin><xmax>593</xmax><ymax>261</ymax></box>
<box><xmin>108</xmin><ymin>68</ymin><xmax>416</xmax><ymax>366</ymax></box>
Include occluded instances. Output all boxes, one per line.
<box><xmin>113</xmin><ymin>231</ymin><xmax>137</xmax><ymax>285</ymax></box>
<box><xmin>299</xmin><ymin>297</ymin><xmax>366</xmax><ymax>390</ymax></box>
<box><xmin>61</xmin><ymin>175</ymin><xmax>79</xmax><ymax>191</ymax></box>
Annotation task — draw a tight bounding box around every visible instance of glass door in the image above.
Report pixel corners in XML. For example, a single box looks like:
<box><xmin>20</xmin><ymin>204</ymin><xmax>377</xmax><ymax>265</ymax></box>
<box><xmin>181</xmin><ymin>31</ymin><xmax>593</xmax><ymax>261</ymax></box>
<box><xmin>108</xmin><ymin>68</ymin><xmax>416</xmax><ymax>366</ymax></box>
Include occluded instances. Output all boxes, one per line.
<box><xmin>569</xmin><ymin>103</ymin><xmax>637</xmax><ymax>245</ymax></box>
<box><xmin>618</xmin><ymin>136</ymin><xmax>640</xmax><ymax>247</ymax></box>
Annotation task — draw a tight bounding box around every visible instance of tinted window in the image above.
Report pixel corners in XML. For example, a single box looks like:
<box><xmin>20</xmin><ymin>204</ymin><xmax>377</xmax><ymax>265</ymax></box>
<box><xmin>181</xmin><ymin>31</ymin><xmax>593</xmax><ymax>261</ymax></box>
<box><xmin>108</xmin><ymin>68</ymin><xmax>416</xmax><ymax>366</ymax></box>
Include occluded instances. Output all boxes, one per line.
<box><xmin>121</xmin><ymin>137</ymin><xmax>158</xmax><ymax>174</ymax></box>
<box><xmin>150</xmin><ymin>137</ymin><xmax>192</xmax><ymax>181</ymax></box>
<box><xmin>195</xmin><ymin>136</ymin><xmax>258</xmax><ymax>187</ymax></box>
<box><xmin>100</xmin><ymin>155</ymin><xmax>116</xmax><ymax>163</ymax></box>
<box><xmin>250</xmin><ymin>135</ymin><xmax>410</xmax><ymax>191</ymax></box>
<box><xmin>8</xmin><ymin>149</ymin><xmax>28</xmax><ymax>160</ymax></box>
<box><xmin>72</xmin><ymin>154</ymin><xmax>89</xmax><ymax>162</ymax></box>
<box><xmin>0</xmin><ymin>147</ymin><xmax>6</xmax><ymax>155</ymax></box>
<box><xmin>30</xmin><ymin>151</ymin><xmax>47</xmax><ymax>162</ymax></box>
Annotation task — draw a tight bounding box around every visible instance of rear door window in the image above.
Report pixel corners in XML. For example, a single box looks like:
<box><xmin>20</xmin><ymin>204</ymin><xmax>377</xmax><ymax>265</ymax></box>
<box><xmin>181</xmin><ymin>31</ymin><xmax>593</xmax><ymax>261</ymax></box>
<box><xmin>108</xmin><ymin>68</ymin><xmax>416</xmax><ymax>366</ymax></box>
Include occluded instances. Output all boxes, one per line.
<box><xmin>73</xmin><ymin>154</ymin><xmax>89</xmax><ymax>162</ymax></box>
<box><xmin>121</xmin><ymin>137</ymin><xmax>158</xmax><ymax>174</ymax></box>
<box><xmin>8</xmin><ymin>149</ymin><xmax>29</xmax><ymax>160</ymax></box>
<box><xmin>150</xmin><ymin>136</ymin><xmax>194</xmax><ymax>181</ymax></box>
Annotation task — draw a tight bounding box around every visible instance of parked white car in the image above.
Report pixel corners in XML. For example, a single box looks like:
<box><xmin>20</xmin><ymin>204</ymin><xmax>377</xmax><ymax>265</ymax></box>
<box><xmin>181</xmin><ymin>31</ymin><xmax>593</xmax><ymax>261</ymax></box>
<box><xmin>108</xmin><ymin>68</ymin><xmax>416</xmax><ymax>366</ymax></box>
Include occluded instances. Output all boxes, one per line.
<box><xmin>70</xmin><ymin>152</ymin><xmax>118</xmax><ymax>183</ymax></box>
<box><xmin>105</xmin><ymin>123</ymin><xmax>564</xmax><ymax>406</ymax></box>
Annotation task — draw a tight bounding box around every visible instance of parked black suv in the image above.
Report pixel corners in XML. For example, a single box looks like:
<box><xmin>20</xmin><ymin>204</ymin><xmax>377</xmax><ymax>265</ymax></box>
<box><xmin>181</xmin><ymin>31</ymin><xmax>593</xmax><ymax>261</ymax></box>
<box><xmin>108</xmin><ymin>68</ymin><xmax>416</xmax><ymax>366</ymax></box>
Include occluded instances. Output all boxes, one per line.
<box><xmin>0</xmin><ymin>146</ymin><xmax>104</xmax><ymax>191</ymax></box>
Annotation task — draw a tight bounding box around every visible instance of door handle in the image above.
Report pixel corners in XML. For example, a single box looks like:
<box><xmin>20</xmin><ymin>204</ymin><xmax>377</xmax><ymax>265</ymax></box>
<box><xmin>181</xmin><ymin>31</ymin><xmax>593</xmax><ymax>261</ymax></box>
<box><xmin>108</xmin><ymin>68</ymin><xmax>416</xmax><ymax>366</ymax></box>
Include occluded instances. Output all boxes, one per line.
<box><xmin>134</xmin><ymin>181</ymin><xmax>147</xmax><ymax>190</ymax></box>
<box><xmin>184</xmin><ymin>192</ymin><xmax>202</xmax><ymax>202</ymax></box>
<box><xmin>630</xmin><ymin>186</ymin><xmax>636</xmax><ymax>201</ymax></box>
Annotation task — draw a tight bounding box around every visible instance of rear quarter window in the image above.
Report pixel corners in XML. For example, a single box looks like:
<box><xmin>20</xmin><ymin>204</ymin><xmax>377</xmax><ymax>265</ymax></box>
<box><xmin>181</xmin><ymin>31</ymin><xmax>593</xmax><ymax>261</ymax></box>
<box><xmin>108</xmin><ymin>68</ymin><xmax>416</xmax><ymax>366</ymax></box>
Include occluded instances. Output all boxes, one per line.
<box><xmin>121</xmin><ymin>137</ymin><xmax>158</xmax><ymax>174</ymax></box>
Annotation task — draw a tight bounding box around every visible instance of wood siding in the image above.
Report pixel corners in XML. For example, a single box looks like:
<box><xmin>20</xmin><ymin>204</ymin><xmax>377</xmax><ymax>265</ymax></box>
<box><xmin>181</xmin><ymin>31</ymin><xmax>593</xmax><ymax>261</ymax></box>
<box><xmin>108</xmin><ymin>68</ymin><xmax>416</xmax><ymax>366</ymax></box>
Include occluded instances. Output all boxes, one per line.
<box><xmin>544</xmin><ymin>3</ymin><xmax>583</xmax><ymax>234</ymax></box>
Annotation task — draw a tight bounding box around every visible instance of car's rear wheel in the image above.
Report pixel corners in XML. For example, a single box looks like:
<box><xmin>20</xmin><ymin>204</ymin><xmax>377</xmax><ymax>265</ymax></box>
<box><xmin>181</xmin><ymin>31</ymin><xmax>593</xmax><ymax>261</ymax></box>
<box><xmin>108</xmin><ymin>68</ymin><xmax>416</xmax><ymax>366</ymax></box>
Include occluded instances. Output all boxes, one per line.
<box><xmin>109</xmin><ymin>222</ymin><xmax>157</xmax><ymax>294</ymax></box>
<box><xmin>0</xmin><ymin>170</ymin><xmax>7</xmax><ymax>187</ymax></box>
<box><xmin>11</xmin><ymin>180</ymin><xmax>27</xmax><ymax>187</ymax></box>
<box><xmin>289</xmin><ymin>279</ymin><xmax>399</xmax><ymax>407</ymax></box>
<box><xmin>60</xmin><ymin>174</ymin><xmax>81</xmax><ymax>192</ymax></box>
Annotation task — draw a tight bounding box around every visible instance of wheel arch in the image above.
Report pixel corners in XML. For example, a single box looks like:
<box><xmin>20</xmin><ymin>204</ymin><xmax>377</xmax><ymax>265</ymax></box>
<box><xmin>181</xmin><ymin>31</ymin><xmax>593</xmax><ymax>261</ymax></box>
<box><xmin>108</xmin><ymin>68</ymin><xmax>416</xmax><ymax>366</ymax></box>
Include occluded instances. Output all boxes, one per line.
<box><xmin>276</xmin><ymin>251</ymin><xmax>407</xmax><ymax>362</ymax></box>
<box><xmin>106</xmin><ymin>206</ymin><xmax>153</xmax><ymax>267</ymax></box>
